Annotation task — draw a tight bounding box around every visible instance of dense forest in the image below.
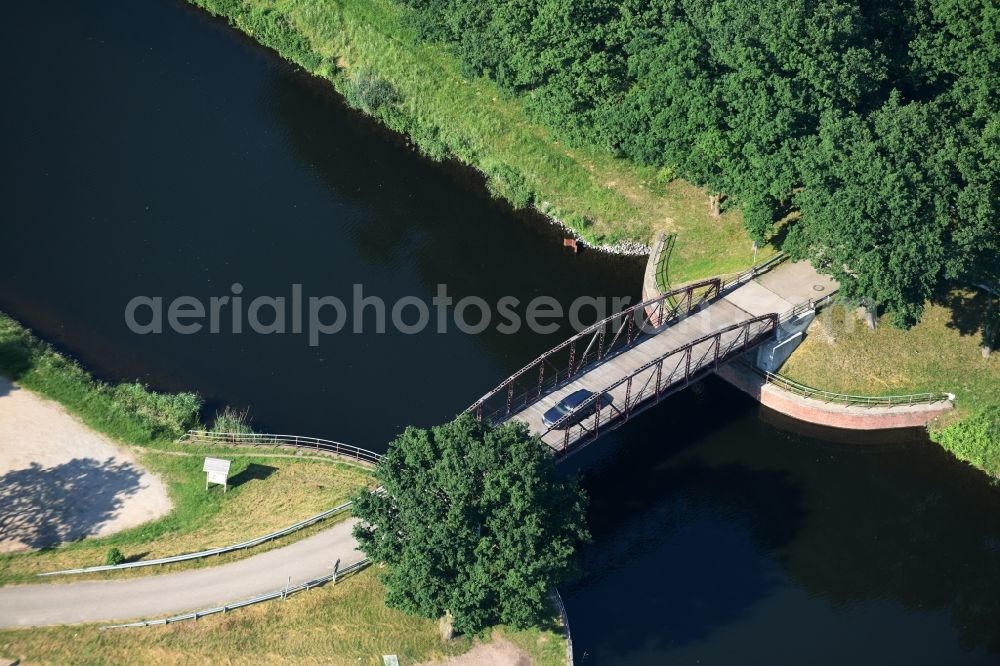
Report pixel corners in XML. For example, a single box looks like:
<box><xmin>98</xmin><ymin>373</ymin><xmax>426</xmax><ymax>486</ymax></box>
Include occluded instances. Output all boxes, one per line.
<box><xmin>402</xmin><ymin>0</ymin><xmax>998</xmax><ymax>326</ymax></box>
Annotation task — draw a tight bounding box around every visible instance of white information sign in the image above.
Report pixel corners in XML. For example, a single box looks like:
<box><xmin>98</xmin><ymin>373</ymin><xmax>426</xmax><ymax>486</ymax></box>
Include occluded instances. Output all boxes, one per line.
<box><xmin>203</xmin><ymin>457</ymin><xmax>232</xmax><ymax>492</ymax></box>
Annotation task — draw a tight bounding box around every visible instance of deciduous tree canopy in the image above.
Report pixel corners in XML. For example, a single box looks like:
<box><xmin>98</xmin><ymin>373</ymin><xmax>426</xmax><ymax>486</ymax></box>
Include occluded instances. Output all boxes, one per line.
<box><xmin>352</xmin><ymin>414</ymin><xmax>588</xmax><ymax>635</ymax></box>
<box><xmin>404</xmin><ymin>0</ymin><xmax>999</xmax><ymax>325</ymax></box>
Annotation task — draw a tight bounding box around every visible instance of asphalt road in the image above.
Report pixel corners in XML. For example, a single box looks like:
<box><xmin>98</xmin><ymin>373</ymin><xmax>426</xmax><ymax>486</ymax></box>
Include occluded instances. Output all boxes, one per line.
<box><xmin>0</xmin><ymin>519</ymin><xmax>365</xmax><ymax>627</ymax></box>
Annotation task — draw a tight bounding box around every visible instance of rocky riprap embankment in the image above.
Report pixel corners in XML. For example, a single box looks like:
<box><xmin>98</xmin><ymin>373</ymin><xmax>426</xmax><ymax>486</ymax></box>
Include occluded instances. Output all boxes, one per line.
<box><xmin>538</xmin><ymin>203</ymin><xmax>651</xmax><ymax>257</ymax></box>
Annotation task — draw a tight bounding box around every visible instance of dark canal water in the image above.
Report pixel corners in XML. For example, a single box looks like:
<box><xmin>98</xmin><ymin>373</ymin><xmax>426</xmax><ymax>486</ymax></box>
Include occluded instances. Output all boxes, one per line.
<box><xmin>3</xmin><ymin>1</ymin><xmax>1000</xmax><ymax>663</ymax></box>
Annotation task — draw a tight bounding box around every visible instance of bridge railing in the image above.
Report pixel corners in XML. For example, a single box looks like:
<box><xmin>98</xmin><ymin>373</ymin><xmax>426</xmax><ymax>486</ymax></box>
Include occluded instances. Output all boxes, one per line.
<box><xmin>777</xmin><ymin>292</ymin><xmax>837</xmax><ymax>324</ymax></box>
<box><xmin>178</xmin><ymin>431</ymin><xmax>383</xmax><ymax>466</ymax></box>
<box><xmin>545</xmin><ymin>314</ymin><xmax>779</xmax><ymax>454</ymax></box>
<box><xmin>470</xmin><ymin>277</ymin><xmax>723</xmax><ymax>425</ymax></box>
<box><xmin>718</xmin><ymin>252</ymin><xmax>787</xmax><ymax>293</ymax></box>
<box><xmin>740</xmin><ymin>359</ymin><xmax>954</xmax><ymax>407</ymax></box>
<box><xmin>653</xmin><ymin>232</ymin><xmax>677</xmax><ymax>294</ymax></box>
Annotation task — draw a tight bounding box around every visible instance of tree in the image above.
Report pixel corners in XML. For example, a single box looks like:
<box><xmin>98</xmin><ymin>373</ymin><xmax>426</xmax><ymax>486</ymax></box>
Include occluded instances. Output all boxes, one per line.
<box><xmin>400</xmin><ymin>0</ymin><xmax>998</xmax><ymax>325</ymax></box>
<box><xmin>907</xmin><ymin>0</ymin><xmax>1000</xmax><ymax>288</ymax></box>
<box><xmin>787</xmin><ymin>95</ymin><xmax>950</xmax><ymax>326</ymax></box>
<box><xmin>351</xmin><ymin>414</ymin><xmax>589</xmax><ymax>635</ymax></box>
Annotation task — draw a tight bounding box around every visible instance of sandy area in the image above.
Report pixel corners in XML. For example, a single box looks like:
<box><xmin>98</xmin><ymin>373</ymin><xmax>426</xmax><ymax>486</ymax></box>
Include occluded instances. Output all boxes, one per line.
<box><xmin>0</xmin><ymin>376</ymin><xmax>172</xmax><ymax>553</ymax></box>
<box><xmin>419</xmin><ymin>636</ymin><xmax>533</xmax><ymax>666</ymax></box>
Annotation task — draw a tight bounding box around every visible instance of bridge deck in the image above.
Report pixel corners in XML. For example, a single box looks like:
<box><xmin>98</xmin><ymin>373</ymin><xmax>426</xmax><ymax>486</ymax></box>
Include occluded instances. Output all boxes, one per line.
<box><xmin>506</xmin><ymin>261</ymin><xmax>837</xmax><ymax>451</ymax></box>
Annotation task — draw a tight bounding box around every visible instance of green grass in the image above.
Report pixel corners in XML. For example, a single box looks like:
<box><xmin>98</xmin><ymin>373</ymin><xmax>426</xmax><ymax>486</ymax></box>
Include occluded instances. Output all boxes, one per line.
<box><xmin>0</xmin><ymin>312</ymin><xmax>567</xmax><ymax>661</ymax></box>
<box><xmin>0</xmin><ymin>310</ymin><xmax>375</xmax><ymax>583</ymax></box>
<box><xmin>0</xmin><ymin>567</ymin><xmax>568</xmax><ymax>666</ymax></box>
<box><xmin>0</xmin><ymin>313</ymin><xmax>201</xmax><ymax>445</ymax></box>
<box><xmin>0</xmin><ymin>449</ymin><xmax>374</xmax><ymax>585</ymax></box>
<box><xmin>188</xmin><ymin>0</ymin><xmax>763</xmax><ymax>281</ymax></box>
<box><xmin>929</xmin><ymin>406</ymin><xmax>1000</xmax><ymax>479</ymax></box>
<box><xmin>781</xmin><ymin>297</ymin><xmax>999</xmax><ymax>420</ymax></box>
<box><xmin>780</xmin><ymin>296</ymin><xmax>1000</xmax><ymax>474</ymax></box>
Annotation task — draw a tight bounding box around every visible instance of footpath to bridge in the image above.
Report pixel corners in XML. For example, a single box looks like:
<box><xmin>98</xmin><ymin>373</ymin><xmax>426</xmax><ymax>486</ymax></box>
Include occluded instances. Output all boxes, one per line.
<box><xmin>472</xmin><ymin>259</ymin><xmax>838</xmax><ymax>454</ymax></box>
<box><xmin>0</xmin><ymin>518</ymin><xmax>365</xmax><ymax>627</ymax></box>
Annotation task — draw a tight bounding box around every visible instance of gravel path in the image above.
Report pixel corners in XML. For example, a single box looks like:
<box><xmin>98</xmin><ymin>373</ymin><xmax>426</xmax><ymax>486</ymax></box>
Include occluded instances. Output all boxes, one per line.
<box><xmin>0</xmin><ymin>377</ymin><xmax>171</xmax><ymax>553</ymax></box>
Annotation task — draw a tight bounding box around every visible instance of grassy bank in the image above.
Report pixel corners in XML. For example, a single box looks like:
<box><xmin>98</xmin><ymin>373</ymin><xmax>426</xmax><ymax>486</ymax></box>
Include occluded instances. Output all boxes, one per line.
<box><xmin>0</xmin><ymin>313</ymin><xmax>568</xmax><ymax>661</ymax></box>
<box><xmin>781</xmin><ymin>299</ymin><xmax>998</xmax><ymax>420</ymax></box>
<box><xmin>0</xmin><ymin>567</ymin><xmax>567</xmax><ymax>666</ymax></box>
<box><xmin>0</xmin><ymin>312</ymin><xmax>378</xmax><ymax>582</ymax></box>
<box><xmin>0</xmin><ymin>449</ymin><xmax>373</xmax><ymax>584</ymax></box>
<box><xmin>187</xmin><ymin>0</ymin><xmax>762</xmax><ymax>281</ymax></box>
<box><xmin>0</xmin><ymin>313</ymin><xmax>201</xmax><ymax>445</ymax></box>
<box><xmin>780</xmin><ymin>298</ymin><xmax>1000</xmax><ymax>475</ymax></box>
<box><xmin>930</xmin><ymin>406</ymin><xmax>1000</xmax><ymax>479</ymax></box>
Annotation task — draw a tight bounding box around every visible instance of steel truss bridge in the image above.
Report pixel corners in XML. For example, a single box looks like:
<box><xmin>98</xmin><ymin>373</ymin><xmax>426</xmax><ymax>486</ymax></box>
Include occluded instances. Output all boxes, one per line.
<box><xmin>468</xmin><ymin>261</ymin><xmax>811</xmax><ymax>457</ymax></box>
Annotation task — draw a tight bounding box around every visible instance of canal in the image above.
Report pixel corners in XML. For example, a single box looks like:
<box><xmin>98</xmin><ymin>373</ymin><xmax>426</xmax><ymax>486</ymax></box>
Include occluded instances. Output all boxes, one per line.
<box><xmin>2</xmin><ymin>1</ymin><xmax>999</xmax><ymax>663</ymax></box>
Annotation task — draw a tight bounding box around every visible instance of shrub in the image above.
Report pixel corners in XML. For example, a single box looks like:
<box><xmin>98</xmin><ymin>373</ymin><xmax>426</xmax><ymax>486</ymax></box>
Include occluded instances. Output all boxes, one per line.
<box><xmin>484</xmin><ymin>162</ymin><xmax>533</xmax><ymax>209</ymax></box>
<box><xmin>409</xmin><ymin>123</ymin><xmax>451</xmax><ymax>162</ymax></box>
<box><xmin>104</xmin><ymin>547</ymin><xmax>125</xmax><ymax>566</ymax></box>
<box><xmin>109</xmin><ymin>383</ymin><xmax>202</xmax><ymax>439</ymax></box>
<box><xmin>932</xmin><ymin>407</ymin><xmax>1000</xmax><ymax>477</ymax></box>
<box><xmin>342</xmin><ymin>68</ymin><xmax>401</xmax><ymax>114</ymax></box>
<box><xmin>564</xmin><ymin>212</ymin><xmax>591</xmax><ymax>230</ymax></box>
<box><xmin>654</xmin><ymin>165</ymin><xmax>677</xmax><ymax>185</ymax></box>
<box><xmin>212</xmin><ymin>405</ymin><xmax>255</xmax><ymax>435</ymax></box>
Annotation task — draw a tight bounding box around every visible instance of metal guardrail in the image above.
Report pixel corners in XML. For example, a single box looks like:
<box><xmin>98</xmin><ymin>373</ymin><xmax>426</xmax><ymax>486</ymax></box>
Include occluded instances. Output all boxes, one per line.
<box><xmin>101</xmin><ymin>558</ymin><xmax>371</xmax><ymax>629</ymax></box>
<box><xmin>778</xmin><ymin>291</ymin><xmax>837</xmax><ymax>323</ymax></box>
<box><xmin>719</xmin><ymin>252</ymin><xmax>787</xmax><ymax>293</ymax></box>
<box><xmin>179</xmin><ymin>431</ymin><xmax>383</xmax><ymax>465</ymax></box>
<box><xmin>39</xmin><ymin>431</ymin><xmax>383</xmax><ymax>576</ymax></box>
<box><xmin>653</xmin><ymin>232</ymin><xmax>676</xmax><ymax>293</ymax></box>
<box><xmin>747</xmin><ymin>293</ymin><xmax>954</xmax><ymax>407</ymax></box>
<box><xmin>550</xmin><ymin>588</ymin><xmax>574</xmax><ymax>666</ymax></box>
<box><xmin>742</xmin><ymin>359</ymin><xmax>954</xmax><ymax>407</ymax></box>
<box><xmin>38</xmin><ymin>501</ymin><xmax>355</xmax><ymax>576</ymax></box>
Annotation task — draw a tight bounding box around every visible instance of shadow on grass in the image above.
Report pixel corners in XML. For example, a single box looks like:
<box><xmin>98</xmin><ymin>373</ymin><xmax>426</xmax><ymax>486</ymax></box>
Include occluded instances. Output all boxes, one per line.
<box><xmin>228</xmin><ymin>463</ymin><xmax>278</xmax><ymax>488</ymax></box>
<box><xmin>937</xmin><ymin>287</ymin><xmax>997</xmax><ymax>348</ymax></box>
<box><xmin>122</xmin><ymin>550</ymin><xmax>151</xmax><ymax>564</ymax></box>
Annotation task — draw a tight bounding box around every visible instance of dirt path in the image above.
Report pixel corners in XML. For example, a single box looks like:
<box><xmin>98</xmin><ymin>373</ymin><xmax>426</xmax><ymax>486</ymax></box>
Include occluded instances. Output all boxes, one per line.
<box><xmin>0</xmin><ymin>377</ymin><xmax>172</xmax><ymax>553</ymax></box>
<box><xmin>419</xmin><ymin>636</ymin><xmax>532</xmax><ymax>666</ymax></box>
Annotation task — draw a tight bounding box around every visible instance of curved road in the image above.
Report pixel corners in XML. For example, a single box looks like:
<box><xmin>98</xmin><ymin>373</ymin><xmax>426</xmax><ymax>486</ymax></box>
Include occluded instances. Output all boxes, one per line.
<box><xmin>0</xmin><ymin>519</ymin><xmax>365</xmax><ymax>627</ymax></box>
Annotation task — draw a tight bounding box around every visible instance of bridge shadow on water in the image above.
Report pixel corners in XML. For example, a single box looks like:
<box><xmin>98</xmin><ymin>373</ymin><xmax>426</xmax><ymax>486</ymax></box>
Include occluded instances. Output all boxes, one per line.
<box><xmin>558</xmin><ymin>376</ymin><xmax>1000</xmax><ymax>663</ymax></box>
<box><xmin>557</xmin><ymin>378</ymin><xmax>806</xmax><ymax>661</ymax></box>
<box><xmin>0</xmin><ymin>458</ymin><xmax>144</xmax><ymax>550</ymax></box>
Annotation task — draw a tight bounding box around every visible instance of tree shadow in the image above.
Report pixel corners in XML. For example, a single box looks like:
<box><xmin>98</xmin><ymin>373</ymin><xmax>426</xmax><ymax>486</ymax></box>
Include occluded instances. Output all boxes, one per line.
<box><xmin>935</xmin><ymin>287</ymin><xmax>998</xmax><ymax>351</ymax></box>
<box><xmin>121</xmin><ymin>550</ymin><xmax>150</xmax><ymax>564</ymax></box>
<box><xmin>0</xmin><ymin>457</ymin><xmax>145</xmax><ymax>550</ymax></box>
<box><xmin>563</xmin><ymin>457</ymin><xmax>803</xmax><ymax>658</ymax></box>
<box><xmin>227</xmin><ymin>463</ymin><xmax>278</xmax><ymax>488</ymax></box>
